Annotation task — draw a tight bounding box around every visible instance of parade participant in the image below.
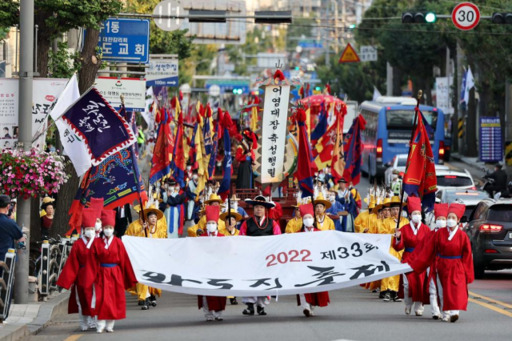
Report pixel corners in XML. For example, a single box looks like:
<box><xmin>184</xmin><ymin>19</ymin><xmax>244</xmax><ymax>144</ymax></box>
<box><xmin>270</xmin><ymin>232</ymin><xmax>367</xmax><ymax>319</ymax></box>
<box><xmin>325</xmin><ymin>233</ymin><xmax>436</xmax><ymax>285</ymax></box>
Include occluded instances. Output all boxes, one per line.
<box><xmin>313</xmin><ymin>193</ymin><xmax>335</xmax><ymax>231</ymax></box>
<box><xmin>197</xmin><ymin>206</ymin><xmax>227</xmax><ymax>321</ymax></box>
<box><xmin>220</xmin><ymin>208</ymin><xmax>242</xmax><ymax>305</ymax></box>
<box><xmin>160</xmin><ymin>179</ymin><xmax>185</xmax><ymax>238</ymax></box>
<box><xmin>239</xmin><ymin>195</ymin><xmax>281</xmax><ymax>316</ymax></box>
<box><xmin>354</xmin><ymin>195</ymin><xmax>378</xmax><ymax>233</ymax></box>
<box><xmin>223</xmin><ymin>194</ymin><xmax>249</xmax><ymax>229</ymax></box>
<box><xmin>407</xmin><ymin>203</ymin><xmax>474</xmax><ymax>323</ymax></box>
<box><xmin>285</xmin><ymin>205</ymin><xmax>303</xmax><ymax>234</ymax></box>
<box><xmin>393</xmin><ymin>196</ymin><xmax>430</xmax><ymax>316</ymax></box>
<box><xmin>185</xmin><ymin>170</ymin><xmax>199</xmax><ymax>221</ymax></box>
<box><xmin>56</xmin><ymin>208</ymin><xmax>100</xmax><ymax>331</ymax></box>
<box><xmin>188</xmin><ymin>193</ymin><xmax>227</xmax><ymax>237</ymax></box>
<box><xmin>114</xmin><ymin>204</ymin><xmax>132</xmax><ymax>237</ymax></box>
<box><xmin>40</xmin><ymin>199</ymin><xmax>55</xmax><ymax>240</ymax></box>
<box><xmin>125</xmin><ymin>205</ymin><xmax>167</xmax><ymax>310</ymax></box>
<box><xmin>335</xmin><ymin>179</ymin><xmax>358</xmax><ymax>230</ymax></box>
<box><xmin>235</xmin><ymin>129</ymin><xmax>257</xmax><ymax>189</ymax></box>
<box><xmin>89</xmin><ymin>197</ymin><xmax>105</xmax><ymax>238</ymax></box>
<box><xmin>289</xmin><ymin>203</ymin><xmax>330</xmax><ymax>317</ymax></box>
<box><xmin>349</xmin><ymin>181</ymin><xmax>362</xmax><ymax>213</ymax></box>
<box><xmin>326</xmin><ymin>190</ymin><xmax>344</xmax><ymax>231</ymax></box>
<box><xmin>93</xmin><ymin>210</ymin><xmax>137</xmax><ymax>333</ymax></box>
<box><xmin>391</xmin><ymin>171</ymin><xmax>402</xmax><ymax>196</ymax></box>
<box><xmin>425</xmin><ymin>203</ymin><xmax>449</xmax><ymax>320</ymax></box>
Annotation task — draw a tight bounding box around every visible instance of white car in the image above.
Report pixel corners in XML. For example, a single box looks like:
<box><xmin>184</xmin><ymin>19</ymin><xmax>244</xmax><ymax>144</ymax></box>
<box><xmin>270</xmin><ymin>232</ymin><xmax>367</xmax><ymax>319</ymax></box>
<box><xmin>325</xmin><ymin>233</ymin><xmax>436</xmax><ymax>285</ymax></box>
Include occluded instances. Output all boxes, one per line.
<box><xmin>435</xmin><ymin>188</ymin><xmax>490</xmax><ymax>229</ymax></box>
<box><xmin>384</xmin><ymin>154</ymin><xmax>449</xmax><ymax>186</ymax></box>
<box><xmin>436</xmin><ymin>169</ymin><xmax>476</xmax><ymax>191</ymax></box>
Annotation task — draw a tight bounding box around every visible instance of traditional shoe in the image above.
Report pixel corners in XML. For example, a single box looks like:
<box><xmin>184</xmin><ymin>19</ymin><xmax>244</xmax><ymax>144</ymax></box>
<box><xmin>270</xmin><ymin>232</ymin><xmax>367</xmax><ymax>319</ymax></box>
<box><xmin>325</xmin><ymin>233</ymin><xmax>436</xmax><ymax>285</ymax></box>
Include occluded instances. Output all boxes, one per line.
<box><xmin>405</xmin><ymin>306</ymin><xmax>411</xmax><ymax>315</ymax></box>
<box><xmin>257</xmin><ymin>305</ymin><xmax>267</xmax><ymax>316</ymax></box>
<box><xmin>450</xmin><ymin>314</ymin><xmax>459</xmax><ymax>323</ymax></box>
<box><xmin>379</xmin><ymin>290</ymin><xmax>386</xmax><ymax>299</ymax></box>
<box><xmin>206</xmin><ymin>316</ymin><xmax>214</xmax><ymax>322</ymax></box>
<box><xmin>303</xmin><ymin>309</ymin><xmax>311</xmax><ymax>317</ymax></box>
<box><xmin>215</xmin><ymin>317</ymin><xmax>223</xmax><ymax>321</ymax></box>
<box><xmin>106</xmin><ymin>329</ymin><xmax>114</xmax><ymax>333</ymax></box>
<box><xmin>96</xmin><ymin>328</ymin><xmax>105</xmax><ymax>334</ymax></box>
<box><xmin>441</xmin><ymin>315</ymin><xmax>450</xmax><ymax>322</ymax></box>
<box><xmin>242</xmin><ymin>303</ymin><xmax>254</xmax><ymax>316</ymax></box>
<box><xmin>80</xmin><ymin>326</ymin><xmax>88</xmax><ymax>332</ymax></box>
<box><xmin>391</xmin><ymin>291</ymin><xmax>402</xmax><ymax>302</ymax></box>
<box><xmin>141</xmin><ymin>300</ymin><xmax>149</xmax><ymax>310</ymax></box>
<box><xmin>150</xmin><ymin>300</ymin><xmax>157</xmax><ymax>307</ymax></box>
<box><xmin>230</xmin><ymin>298</ymin><xmax>238</xmax><ymax>305</ymax></box>
<box><xmin>415</xmin><ymin>310</ymin><xmax>423</xmax><ymax>316</ymax></box>
<box><xmin>432</xmin><ymin>314</ymin><xmax>441</xmax><ymax>320</ymax></box>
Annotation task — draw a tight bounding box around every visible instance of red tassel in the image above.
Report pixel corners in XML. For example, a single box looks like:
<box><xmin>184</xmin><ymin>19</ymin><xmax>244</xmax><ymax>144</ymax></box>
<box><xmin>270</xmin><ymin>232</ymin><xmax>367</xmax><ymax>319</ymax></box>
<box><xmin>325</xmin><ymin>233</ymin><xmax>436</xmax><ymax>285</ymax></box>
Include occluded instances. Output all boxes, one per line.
<box><xmin>274</xmin><ymin>69</ymin><xmax>285</xmax><ymax>82</ymax></box>
<box><xmin>325</xmin><ymin>84</ymin><xmax>331</xmax><ymax>95</ymax></box>
<box><xmin>297</xmin><ymin>108</ymin><xmax>306</xmax><ymax>123</ymax></box>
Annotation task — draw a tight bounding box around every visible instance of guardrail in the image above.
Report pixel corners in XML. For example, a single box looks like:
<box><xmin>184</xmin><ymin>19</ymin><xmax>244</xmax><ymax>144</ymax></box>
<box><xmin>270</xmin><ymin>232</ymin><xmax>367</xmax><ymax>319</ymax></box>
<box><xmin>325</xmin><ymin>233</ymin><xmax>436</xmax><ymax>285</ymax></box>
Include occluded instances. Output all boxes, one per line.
<box><xmin>0</xmin><ymin>249</ymin><xmax>16</xmax><ymax>322</ymax></box>
<box><xmin>38</xmin><ymin>236</ymin><xmax>75</xmax><ymax>301</ymax></box>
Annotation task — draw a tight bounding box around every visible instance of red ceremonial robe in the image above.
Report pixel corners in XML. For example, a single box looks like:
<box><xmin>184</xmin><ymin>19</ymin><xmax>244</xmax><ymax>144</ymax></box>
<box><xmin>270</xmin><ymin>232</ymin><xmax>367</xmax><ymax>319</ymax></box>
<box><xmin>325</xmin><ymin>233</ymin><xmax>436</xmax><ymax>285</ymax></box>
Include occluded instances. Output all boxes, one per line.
<box><xmin>296</xmin><ymin>227</ymin><xmax>330</xmax><ymax>307</ymax></box>
<box><xmin>408</xmin><ymin>227</ymin><xmax>474</xmax><ymax>311</ymax></box>
<box><xmin>197</xmin><ymin>232</ymin><xmax>227</xmax><ymax>312</ymax></box>
<box><xmin>56</xmin><ymin>237</ymin><xmax>98</xmax><ymax>316</ymax></box>
<box><xmin>92</xmin><ymin>236</ymin><xmax>137</xmax><ymax>320</ymax></box>
<box><xmin>393</xmin><ymin>222</ymin><xmax>430</xmax><ymax>302</ymax></box>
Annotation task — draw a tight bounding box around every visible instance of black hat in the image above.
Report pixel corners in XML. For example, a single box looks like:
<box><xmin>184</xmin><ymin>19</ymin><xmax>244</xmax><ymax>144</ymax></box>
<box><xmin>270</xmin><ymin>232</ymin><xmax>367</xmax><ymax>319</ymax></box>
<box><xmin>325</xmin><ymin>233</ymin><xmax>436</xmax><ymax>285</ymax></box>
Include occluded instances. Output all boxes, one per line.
<box><xmin>244</xmin><ymin>195</ymin><xmax>276</xmax><ymax>209</ymax></box>
<box><xmin>338</xmin><ymin>178</ymin><xmax>348</xmax><ymax>183</ymax></box>
<box><xmin>165</xmin><ymin>178</ymin><xmax>177</xmax><ymax>185</ymax></box>
<box><xmin>0</xmin><ymin>195</ymin><xmax>10</xmax><ymax>208</ymax></box>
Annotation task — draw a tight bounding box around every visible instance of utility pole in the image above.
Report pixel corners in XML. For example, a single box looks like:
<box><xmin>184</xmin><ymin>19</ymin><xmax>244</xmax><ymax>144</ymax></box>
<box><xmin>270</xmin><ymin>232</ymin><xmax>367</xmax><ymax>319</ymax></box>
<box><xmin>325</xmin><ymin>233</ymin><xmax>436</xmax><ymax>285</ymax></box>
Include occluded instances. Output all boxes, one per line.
<box><xmin>15</xmin><ymin>0</ymin><xmax>34</xmax><ymax>304</ymax></box>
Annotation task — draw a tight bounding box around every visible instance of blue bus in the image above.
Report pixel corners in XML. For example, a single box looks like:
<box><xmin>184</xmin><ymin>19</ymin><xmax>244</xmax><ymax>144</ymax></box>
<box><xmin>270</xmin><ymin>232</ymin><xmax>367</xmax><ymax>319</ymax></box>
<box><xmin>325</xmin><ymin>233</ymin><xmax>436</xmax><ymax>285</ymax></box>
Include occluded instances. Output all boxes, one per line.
<box><xmin>359</xmin><ymin>96</ymin><xmax>445</xmax><ymax>183</ymax></box>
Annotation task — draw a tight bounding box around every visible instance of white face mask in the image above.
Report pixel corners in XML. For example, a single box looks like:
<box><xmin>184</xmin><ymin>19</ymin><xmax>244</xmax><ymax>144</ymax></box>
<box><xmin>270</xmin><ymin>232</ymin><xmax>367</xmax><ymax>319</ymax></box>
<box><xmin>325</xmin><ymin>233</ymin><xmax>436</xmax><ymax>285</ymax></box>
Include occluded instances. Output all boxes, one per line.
<box><xmin>329</xmin><ymin>196</ymin><xmax>336</xmax><ymax>203</ymax></box>
<box><xmin>206</xmin><ymin>223</ymin><xmax>217</xmax><ymax>233</ymax></box>
<box><xmin>436</xmin><ymin>219</ymin><xmax>447</xmax><ymax>228</ymax></box>
<box><xmin>84</xmin><ymin>229</ymin><xmax>95</xmax><ymax>239</ymax></box>
<box><xmin>103</xmin><ymin>228</ymin><xmax>114</xmax><ymax>237</ymax></box>
<box><xmin>411</xmin><ymin>214</ymin><xmax>422</xmax><ymax>224</ymax></box>
<box><xmin>303</xmin><ymin>217</ymin><xmax>315</xmax><ymax>228</ymax></box>
<box><xmin>446</xmin><ymin>219</ymin><xmax>458</xmax><ymax>228</ymax></box>
<box><xmin>95</xmin><ymin>221</ymin><xmax>102</xmax><ymax>232</ymax></box>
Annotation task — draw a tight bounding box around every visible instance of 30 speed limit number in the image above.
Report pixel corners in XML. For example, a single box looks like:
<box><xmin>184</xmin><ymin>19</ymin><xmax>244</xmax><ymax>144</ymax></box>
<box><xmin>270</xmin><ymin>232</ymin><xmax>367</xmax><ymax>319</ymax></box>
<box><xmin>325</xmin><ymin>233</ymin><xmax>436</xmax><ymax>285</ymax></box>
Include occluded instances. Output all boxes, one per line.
<box><xmin>452</xmin><ymin>2</ymin><xmax>480</xmax><ymax>31</ymax></box>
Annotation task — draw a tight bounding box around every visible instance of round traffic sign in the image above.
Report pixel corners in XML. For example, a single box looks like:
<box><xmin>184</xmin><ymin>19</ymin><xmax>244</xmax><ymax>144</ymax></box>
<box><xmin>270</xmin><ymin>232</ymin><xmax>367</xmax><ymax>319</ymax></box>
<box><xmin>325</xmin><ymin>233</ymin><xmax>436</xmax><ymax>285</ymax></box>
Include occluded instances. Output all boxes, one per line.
<box><xmin>153</xmin><ymin>0</ymin><xmax>190</xmax><ymax>32</ymax></box>
<box><xmin>451</xmin><ymin>2</ymin><xmax>480</xmax><ymax>31</ymax></box>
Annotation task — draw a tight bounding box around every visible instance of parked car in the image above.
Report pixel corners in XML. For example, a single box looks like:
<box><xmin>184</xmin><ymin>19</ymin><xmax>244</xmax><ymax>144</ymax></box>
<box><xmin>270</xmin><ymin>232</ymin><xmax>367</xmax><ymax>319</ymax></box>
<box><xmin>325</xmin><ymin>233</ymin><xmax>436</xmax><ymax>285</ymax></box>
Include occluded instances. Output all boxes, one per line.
<box><xmin>436</xmin><ymin>189</ymin><xmax>490</xmax><ymax>222</ymax></box>
<box><xmin>384</xmin><ymin>153</ymin><xmax>449</xmax><ymax>187</ymax></box>
<box><xmin>436</xmin><ymin>169</ymin><xmax>476</xmax><ymax>191</ymax></box>
<box><xmin>465</xmin><ymin>198</ymin><xmax>512</xmax><ymax>278</ymax></box>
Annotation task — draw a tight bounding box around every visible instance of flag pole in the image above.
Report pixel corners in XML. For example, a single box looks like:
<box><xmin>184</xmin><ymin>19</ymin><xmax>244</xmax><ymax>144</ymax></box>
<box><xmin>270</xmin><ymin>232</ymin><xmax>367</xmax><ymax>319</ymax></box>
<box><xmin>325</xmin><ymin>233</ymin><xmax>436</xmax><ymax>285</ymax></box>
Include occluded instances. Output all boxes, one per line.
<box><xmin>395</xmin><ymin>90</ymin><xmax>422</xmax><ymax>233</ymax></box>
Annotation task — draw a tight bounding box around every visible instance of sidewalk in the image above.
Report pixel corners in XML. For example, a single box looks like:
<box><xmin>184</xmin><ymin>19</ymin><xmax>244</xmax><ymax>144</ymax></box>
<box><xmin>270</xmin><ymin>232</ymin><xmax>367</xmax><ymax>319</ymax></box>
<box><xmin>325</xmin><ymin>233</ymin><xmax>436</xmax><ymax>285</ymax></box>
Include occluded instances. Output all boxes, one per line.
<box><xmin>0</xmin><ymin>292</ymin><xmax>69</xmax><ymax>341</ymax></box>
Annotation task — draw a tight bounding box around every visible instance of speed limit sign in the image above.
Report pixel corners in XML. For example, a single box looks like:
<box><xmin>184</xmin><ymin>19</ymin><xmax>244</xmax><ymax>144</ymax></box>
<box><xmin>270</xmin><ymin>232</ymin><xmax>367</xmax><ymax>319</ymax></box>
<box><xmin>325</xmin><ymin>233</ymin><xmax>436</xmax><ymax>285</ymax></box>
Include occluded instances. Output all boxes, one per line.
<box><xmin>452</xmin><ymin>2</ymin><xmax>480</xmax><ymax>30</ymax></box>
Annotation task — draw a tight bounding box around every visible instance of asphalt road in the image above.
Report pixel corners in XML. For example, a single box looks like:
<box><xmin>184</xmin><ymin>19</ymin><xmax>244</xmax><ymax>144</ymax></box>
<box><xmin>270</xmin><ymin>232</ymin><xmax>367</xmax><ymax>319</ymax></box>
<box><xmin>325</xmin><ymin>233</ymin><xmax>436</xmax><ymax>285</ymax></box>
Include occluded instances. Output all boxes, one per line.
<box><xmin>24</xmin><ymin>162</ymin><xmax>512</xmax><ymax>341</ymax></box>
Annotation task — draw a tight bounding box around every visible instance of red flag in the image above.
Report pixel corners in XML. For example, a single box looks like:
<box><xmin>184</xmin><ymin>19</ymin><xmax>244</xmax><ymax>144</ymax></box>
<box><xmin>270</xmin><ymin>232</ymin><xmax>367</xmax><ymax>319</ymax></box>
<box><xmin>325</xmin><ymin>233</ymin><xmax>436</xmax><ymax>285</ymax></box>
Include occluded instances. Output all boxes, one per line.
<box><xmin>403</xmin><ymin>108</ymin><xmax>437</xmax><ymax>211</ymax></box>
<box><xmin>149</xmin><ymin>108</ymin><xmax>174</xmax><ymax>184</ymax></box>
<box><xmin>342</xmin><ymin>115</ymin><xmax>366</xmax><ymax>185</ymax></box>
<box><xmin>295</xmin><ymin>108</ymin><xmax>317</xmax><ymax>198</ymax></box>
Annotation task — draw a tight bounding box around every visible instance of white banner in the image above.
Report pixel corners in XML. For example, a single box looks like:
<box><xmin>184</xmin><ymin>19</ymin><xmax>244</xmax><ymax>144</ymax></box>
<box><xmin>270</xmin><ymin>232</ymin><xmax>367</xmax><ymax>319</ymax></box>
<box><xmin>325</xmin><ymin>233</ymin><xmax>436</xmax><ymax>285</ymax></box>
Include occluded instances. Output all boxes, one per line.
<box><xmin>435</xmin><ymin>76</ymin><xmax>454</xmax><ymax>115</ymax></box>
<box><xmin>123</xmin><ymin>231</ymin><xmax>411</xmax><ymax>297</ymax></box>
<box><xmin>95</xmin><ymin>77</ymin><xmax>146</xmax><ymax>111</ymax></box>
<box><xmin>0</xmin><ymin>78</ymin><xmax>67</xmax><ymax>149</ymax></box>
<box><xmin>260</xmin><ymin>85</ymin><xmax>290</xmax><ymax>183</ymax></box>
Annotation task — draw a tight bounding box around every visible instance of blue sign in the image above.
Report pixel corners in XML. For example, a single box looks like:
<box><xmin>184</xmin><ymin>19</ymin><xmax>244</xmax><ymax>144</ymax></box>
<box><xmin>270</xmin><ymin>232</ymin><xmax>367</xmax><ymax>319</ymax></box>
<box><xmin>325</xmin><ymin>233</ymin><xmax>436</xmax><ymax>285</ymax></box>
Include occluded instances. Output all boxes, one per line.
<box><xmin>97</xmin><ymin>18</ymin><xmax>150</xmax><ymax>63</ymax></box>
<box><xmin>146</xmin><ymin>58</ymin><xmax>179</xmax><ymax>87</ymax></box>
<box><xmin>298</xmin><ymin>41</ymin><xmax>323</xmax><ymax>48</ymax></box>
<box><xmin>479</xmin><ymin>117</ymin><xmax>503</xmax><ymax>162</ymax></box>
<box><xmin>205</xmin><ymin>82</ymin><xmax>250</xmax><ymax>95</ymax></box>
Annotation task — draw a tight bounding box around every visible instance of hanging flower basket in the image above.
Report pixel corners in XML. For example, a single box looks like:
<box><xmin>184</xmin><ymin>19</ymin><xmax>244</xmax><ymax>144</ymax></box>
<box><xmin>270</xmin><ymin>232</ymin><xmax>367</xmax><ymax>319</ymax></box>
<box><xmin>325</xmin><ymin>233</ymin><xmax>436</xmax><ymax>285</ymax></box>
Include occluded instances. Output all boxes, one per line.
<box><xmin>0</xmin><ymin>148</ymin><xmax>70</xmax><ymax>199</ymax></box>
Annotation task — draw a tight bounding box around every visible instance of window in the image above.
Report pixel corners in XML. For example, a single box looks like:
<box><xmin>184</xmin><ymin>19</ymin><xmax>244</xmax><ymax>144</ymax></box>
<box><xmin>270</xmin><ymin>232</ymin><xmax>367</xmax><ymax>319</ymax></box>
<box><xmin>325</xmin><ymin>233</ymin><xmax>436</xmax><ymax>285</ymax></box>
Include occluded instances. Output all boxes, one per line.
<box><xmin>386</xmin><ymin>110</ymin><xmax>438</xmax><ymax>130</ymax></box>
<box><xmin>436</xmin><ymin>175</ymin><xmax>473</xmax><ymax>187</ymax></box>
<box><xmin>489</xmin><ymin>205</ymin><xmax>512</xmax><ymax>222</ymax></box>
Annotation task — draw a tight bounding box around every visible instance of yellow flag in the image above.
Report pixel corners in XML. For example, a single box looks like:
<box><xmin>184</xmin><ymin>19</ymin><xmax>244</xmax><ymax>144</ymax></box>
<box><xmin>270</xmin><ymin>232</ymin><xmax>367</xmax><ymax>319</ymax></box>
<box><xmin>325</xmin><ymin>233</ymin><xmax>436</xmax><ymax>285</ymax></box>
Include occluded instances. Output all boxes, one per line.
<box><xmin>194</xmin><ymin>115</ymin><xmax>208</xmax><ymax>198</ymax></box>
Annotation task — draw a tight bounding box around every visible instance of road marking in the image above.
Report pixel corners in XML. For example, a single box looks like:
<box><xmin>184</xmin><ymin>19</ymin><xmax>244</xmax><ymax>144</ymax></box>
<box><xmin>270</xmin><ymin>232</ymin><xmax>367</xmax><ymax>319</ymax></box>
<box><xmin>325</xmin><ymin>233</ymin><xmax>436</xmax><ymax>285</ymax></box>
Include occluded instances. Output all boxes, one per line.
<box><xmin>64</xmin><ymin>334</ymin><xmax>83</xmax><ymax>341</ymax></box>
<box><xmin>469</xmin><ymin>298</ymin><xmax>512</xmax><ymax>318</ymax></box>
<box><xmin>469</xmin><ymin>291</ymin><xmax>512</xmax><ymax>309</ymax></box>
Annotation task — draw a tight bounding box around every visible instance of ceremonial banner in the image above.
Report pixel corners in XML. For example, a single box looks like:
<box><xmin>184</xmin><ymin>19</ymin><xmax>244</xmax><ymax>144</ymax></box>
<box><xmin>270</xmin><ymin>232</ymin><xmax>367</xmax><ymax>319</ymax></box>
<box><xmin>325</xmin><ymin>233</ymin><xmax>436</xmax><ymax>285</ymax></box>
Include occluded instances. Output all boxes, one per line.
<box><xmin>123</xmin><ymin>231</ymin><xmax>411</xmax><ymax>296</ymax></box>
<box><xmin>261</xmin><ymin>85</ymin><xmax>290</xmax><ymax>183</ymax></box>
<box><xmin>61</xmin><ymin>87</ymin><xmax>136</xmax><ymax>166</ymax></box>
<box><xmin>343</xmin><ymin>115</ymin><xmax>366</xmax><ymax>185</ymax></box>
<box><xmin>50</xmin><ymin>75</ymin><xmax>92</xmax><ymax>177</ymax></box>
<box><xmin>296</xmin><ymin>108</ymin><xmax>316</xmax><ymax>198</ymax></box>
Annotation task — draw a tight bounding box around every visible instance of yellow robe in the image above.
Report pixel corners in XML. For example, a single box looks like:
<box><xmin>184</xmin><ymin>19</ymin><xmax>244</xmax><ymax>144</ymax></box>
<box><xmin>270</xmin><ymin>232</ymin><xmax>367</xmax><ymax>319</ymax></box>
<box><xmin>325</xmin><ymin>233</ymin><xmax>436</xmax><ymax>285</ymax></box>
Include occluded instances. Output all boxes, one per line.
<box><xmin>221</xmin><ymin>227</ymin><xmax>240</xmax><ymax>236</ymax></box>
<box><xmin>315</xmin><ymin>215</ymin><xmax>335</xmax><ymax>231</ymax></box>
<box><xmin>187</xmin><ymin>216</ymin><xmax>227</xmax><ymax>237</ymax></box>
<box><xmin>354</xmin><ymin>211</ymin><xmax>378</xmax><ymax>233</ymax></box>
<box><xmin>380</xmin><ymin>216</ymin><xmax>409</xmax><ymax>292</ymax></box>
<box><xmin>285</xmin><ymin>218</ymin><xmax>303</xmax><ymax>234</ymax></box>
<box><xmin>125</xmin><ymin>218</ymin><xmax>167</xmax><ymax>300</ymax></box>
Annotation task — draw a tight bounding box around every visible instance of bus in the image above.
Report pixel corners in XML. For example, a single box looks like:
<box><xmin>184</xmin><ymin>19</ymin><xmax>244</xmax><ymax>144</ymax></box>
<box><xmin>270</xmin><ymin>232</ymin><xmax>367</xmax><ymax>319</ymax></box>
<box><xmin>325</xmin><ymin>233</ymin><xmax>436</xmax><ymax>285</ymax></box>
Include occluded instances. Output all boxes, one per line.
<box><xmin>359</xmin><ymin>96</ymin><xmax>445</xmax><ymax>183</ymax></box>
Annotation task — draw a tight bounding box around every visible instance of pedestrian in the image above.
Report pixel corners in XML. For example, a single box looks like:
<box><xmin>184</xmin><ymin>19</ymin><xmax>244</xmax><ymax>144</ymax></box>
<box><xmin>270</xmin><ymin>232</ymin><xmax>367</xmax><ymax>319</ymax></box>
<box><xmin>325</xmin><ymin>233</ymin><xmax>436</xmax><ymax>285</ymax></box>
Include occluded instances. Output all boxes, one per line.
<box><xmin>239</xmin><ymin>195</ymin><xmax>281</xmax><ymax>316</ymax></box>
<box><xmin>0</xmin><ymin>195</ymin><xmax>23</xmax><ymax>266</ymax></box>
<box><xmin>125</xmin><ymin>205</ymin><xmax>167</xmax><ymax>310</ymax></box>
<box><xmin>393</xmin><ymin>196</ymin><xmax>430</xmax><ymax>316</ymax></box>
<box><xmin>93</xmin><ymin>210</ymin><xmax>137</xmax><ymax>333</ymax></box>
<box><xmin>56</xmin><ymin>208</ymin><xmax>100</xmax><ymax>331</ymax></box>
<box><xmin>483</xmin><ymin>164</ymin><xmax>508</xmax><ymax>197</ymax></box>
<box><xmin>407</xmin><ymin>203</ymin><xmax>474</xmax><ymax>322</ymax></box>
<box><xmin>40</xmin><ymin>198</ymin><xmax>55</xmax><ymax>240</ymax></box>
<box><xmin>289</xmin><ymin>203</ymin><xmax>330</xmax><ymax>317</ymax></box>
<box><xmin>197</xmin><ymin>206</ymin><xmax>227</xmax><ymax>321</ymax></box>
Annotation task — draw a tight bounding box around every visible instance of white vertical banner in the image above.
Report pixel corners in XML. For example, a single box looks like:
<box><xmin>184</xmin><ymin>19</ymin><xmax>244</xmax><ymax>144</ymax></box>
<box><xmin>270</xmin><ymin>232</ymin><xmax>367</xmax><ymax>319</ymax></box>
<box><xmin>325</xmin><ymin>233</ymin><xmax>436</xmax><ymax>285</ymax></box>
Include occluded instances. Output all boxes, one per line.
<box><xmin>435</xmin><ymin>76</ymin><xmax>454</xmax><ymax>115</ymax></box>
<box><xmin>261</xmin><ymin>85</ymin><xmax>290</xmax><ymax>183</ymax></box>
